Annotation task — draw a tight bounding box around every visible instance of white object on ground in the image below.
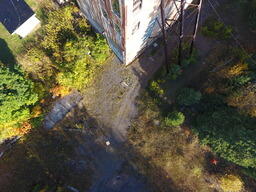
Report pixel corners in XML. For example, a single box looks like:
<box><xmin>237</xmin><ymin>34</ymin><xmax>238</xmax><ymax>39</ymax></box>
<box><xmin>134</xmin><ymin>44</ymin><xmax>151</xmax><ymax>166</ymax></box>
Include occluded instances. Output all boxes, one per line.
<box><xmin>121</xmin><ymin>81</ymin><xmax>129</xmax><ymax>87</ymax></box>
<box><xmin>106</xmin><ymin>141</ymin><xmax>110</xmax><ymax>146</ymax></box>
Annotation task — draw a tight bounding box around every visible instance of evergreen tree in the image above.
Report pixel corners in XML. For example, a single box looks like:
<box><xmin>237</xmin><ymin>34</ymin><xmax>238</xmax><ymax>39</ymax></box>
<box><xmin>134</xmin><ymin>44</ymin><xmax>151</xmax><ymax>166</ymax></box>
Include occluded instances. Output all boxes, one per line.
<box><xmin>0</xmin><ymin>65</ymin><xmax>38</xmax><ymax>130</ymax></box>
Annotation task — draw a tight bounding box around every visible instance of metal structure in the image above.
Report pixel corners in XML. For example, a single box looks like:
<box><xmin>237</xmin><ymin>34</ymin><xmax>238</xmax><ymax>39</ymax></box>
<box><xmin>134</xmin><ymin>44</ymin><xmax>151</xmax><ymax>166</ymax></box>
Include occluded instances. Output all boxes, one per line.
<box><xmin>76</xmin><ymin>0</ymin><xmax>202</xmax><ymax>66</ymax></box>
<box><xmin>162</xmin><ymin>0</ymin><xmax>203</xmax><ymax>67</ymax></box>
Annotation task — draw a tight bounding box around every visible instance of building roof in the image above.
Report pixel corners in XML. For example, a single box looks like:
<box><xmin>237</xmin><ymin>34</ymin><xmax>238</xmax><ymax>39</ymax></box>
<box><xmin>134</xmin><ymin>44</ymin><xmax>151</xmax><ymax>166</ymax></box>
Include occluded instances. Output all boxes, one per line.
<box><xmin>0</xmin><ymin>0</ymin><xmax>34</xmax><ymax>33</ymax></box>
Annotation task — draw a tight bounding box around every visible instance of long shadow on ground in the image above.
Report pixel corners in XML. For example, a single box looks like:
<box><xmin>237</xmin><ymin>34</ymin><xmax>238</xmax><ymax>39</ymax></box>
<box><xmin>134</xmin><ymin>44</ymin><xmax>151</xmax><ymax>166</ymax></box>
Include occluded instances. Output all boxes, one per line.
<box><xmin>0</xmin><ymin>104</ymin><xmax>182</xmax><ymax>192</ymax></box>
<box><xmin>0</xmin><ymin>38</ymin><xmax>16</xmax><ymax>68</ymax></box>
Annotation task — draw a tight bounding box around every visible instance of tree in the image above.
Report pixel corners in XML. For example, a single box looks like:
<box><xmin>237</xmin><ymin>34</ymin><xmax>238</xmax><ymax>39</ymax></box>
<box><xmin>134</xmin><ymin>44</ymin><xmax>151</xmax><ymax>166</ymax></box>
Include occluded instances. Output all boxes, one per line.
<box><xmin>41</xmin><ymin>6</ymin><xmax>90</xmax><ymax>62</ymax></box>
<box><xmin>39</xmin><ymin>5</ymin><xmax>110</xmax><ymax>90</ymax></box>
<box><xmin>56</xmin><ymin>35</ymin><xmax>109</xmax><ymax>90</ymax></box>
<box><xmin>0</xmin><ymin>66</ymin><xmax>38</xmax><ymax>140</ymax></box>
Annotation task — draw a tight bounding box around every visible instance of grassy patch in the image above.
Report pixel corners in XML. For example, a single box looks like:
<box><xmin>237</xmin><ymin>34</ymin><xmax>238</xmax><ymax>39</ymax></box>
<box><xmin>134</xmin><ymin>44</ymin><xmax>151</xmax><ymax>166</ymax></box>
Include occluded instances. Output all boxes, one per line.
<box><xmin>128</xmin><ymin>92</ymin><xmax>216</xmax><ymax>192</ymax></box>
<box><xmin>0</xmin><ymin>25</ymin><xmax>24</xmax><ymax>62</ymax></box>
<box><xmin>24</xmin><ymin>0</ymin><xmax>41</xmax><ymax>11</ymax></box>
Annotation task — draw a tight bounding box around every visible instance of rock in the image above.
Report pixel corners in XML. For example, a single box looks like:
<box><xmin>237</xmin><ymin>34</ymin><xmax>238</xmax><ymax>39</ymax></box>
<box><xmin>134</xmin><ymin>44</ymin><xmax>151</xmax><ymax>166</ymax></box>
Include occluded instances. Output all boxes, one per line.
<box><xmin>153</xmin><ymin>119</ymin><xmax>160</xmax><ymax>126</ymax></box>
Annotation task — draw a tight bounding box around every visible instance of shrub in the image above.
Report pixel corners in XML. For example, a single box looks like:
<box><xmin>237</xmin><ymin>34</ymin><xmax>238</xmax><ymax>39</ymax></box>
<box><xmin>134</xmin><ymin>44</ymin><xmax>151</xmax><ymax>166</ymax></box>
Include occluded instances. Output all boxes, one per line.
<box><xmin>0</xmin><ymin>66</ymin><xmax>38</xmax><ymax>129</ymax></box>
<box><xmin>165</xmin><ymin>111</ymin><xmax>185</xmax><ymax>127</ymax></box>
<box><xmin>36</xmin><ymin>5</ymin><xmax>110</xmax><ymax>91</ymax></box>
<box><xmin>227</xmin><ymin>62</ymin><xmax>248</xmax><ymax>77</ymax></box>
<box><xmin>226</xmin><ymin>83</ymin><xmax>256</xmax><ymax>117</ymax></box>
<box><xmin>50</xmin><ymin>86</ymin><xmax>71</xmax><ymax>98</ymax></box>
<box><xmin>220</xmin><ymin>174</ymin><xmax>243</xmax><ymax>192</ymax></box>
<box><xmin>19</xmin><ymin>47</ymin><xmax>56</xmax><ymax>83</ymax></box>
<box><xmin>167</xmin><ymin>64</ymin><xmax>182</xmax><ymax>80</ymax></box>
<box><xmin>181</xmin><ymin>51</ymin><xmax>197</xmax><ymax>68</ymax></box>
<box><xmin>191</xmin><ymin>167</ymin><xmax>202</xmax><ymax>178</ymax></box>
<box><xmin>176</xmin><ymin>88</ymin><xmax>202</xmax><ymax>106</ymax></box>
<box><xmin>231</xmin><ymin>74</ymin><xmax>252</xmax><ymax>86</ymax></box>
<box><xmin>193</xmin><ymin>107</ymin><xmax>256</xmax><ymax>168</ymax></box>
<box><xmin>41</xmin><ymin>6</ymin><xmax>90</xmax><ymax>62</ymax></box>
<box><xmin>202</xmin><ymin>19</ymin><xmax>232</xmax><ymax>40</ymax></box>
<box><xmin>149</xmin><ymin>81</ymin><xmax>164</xmax><ymax>96</ymax></box>
<box><xmin>56</xmin><ymin>35</ymin><xmax>110</xmax><ymax>90</ymax></box>
<box><xmin>31</xmin><ymin>105</ymin><xmax>43</xmax><ymax>118</ymax></box>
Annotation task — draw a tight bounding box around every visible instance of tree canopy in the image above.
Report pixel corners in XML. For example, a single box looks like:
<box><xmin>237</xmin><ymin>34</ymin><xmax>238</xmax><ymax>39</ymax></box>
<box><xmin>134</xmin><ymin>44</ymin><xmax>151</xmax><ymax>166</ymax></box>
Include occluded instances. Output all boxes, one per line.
<box><xmin>0</xmin><ymin>65</ymin><xmax>38</xmax><ymax>135</ymax></box>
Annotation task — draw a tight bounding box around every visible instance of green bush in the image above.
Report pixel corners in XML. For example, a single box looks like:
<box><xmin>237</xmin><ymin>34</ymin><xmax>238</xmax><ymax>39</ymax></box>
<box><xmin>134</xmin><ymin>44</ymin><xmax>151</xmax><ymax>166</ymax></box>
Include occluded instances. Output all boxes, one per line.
<box><xmin>176</xmin><ymin>88</ymin><xmax>202</xmax><ymax>106</ymax></box>
<box><xmin>0</xmin><ymin>67</ymin><xmax>38</xmax><ymax>126</ymax></box>
<box><xmin>226</xmin><ymin>83</ymin><xmax>256</xmax><ymax>117</ymax></box>
<box><xmin>41</xmin><ymin>6</ymin><xmax>90</xmax><ymax>62</ymax></box>
<box><xmin>165</xmin><ymin>111</ymin><xmax>185</xmax><ymax>127</ymax></box>
<box><xmin>149</xmin><ymin>81</ymin><xmax>164</xmax><ymax>96</ymax></box>
<box><xmin>35</xmin><ymin>5</ymin><xmax>110</xmax><ymax>90</ymax></box>
<box><xmin>57</xmin><ymin>35</ymin><xmax>110</xmax><ymax>90</ymax></box>
<box><xmin>20</xmin><ymin>47</ymin><xmax>56</xmax><ymax>83</ymax></box>
<box><xmin>167</xmin><ymin>64</ymin><xmax>182</xmax><ymax>80</ymax></box>
<box><xmin>202</xmin><ymin>19</ymin><xmax>233</xmax><ymax>40</ymax></box>
<box><xmin>181</xmin><ymin>51</ymin><xmax>197</xmax><ymax>68</ymax></box>
<box><xmin>0</xmin><ymin>65</ymin><xmax>38</xmax><ymax>141</ymax></box>
<box><xmin>231</xmin><ymin>74</ymin><xmax>252</xmax><ymax>86</ymax></box>
<box><xmin>193</xmin><ymin>107</ymin><xmax>256</xmax><ymax>168</ymax></box>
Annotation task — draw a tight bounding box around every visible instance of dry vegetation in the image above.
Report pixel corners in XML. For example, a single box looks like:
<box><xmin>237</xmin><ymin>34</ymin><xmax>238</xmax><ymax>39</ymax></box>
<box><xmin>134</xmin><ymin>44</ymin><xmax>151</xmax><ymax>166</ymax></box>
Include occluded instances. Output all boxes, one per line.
<box><xmin>128</xmin><ymin>92</ymin><xmax>220</xmax><ymax>192</ymax></box>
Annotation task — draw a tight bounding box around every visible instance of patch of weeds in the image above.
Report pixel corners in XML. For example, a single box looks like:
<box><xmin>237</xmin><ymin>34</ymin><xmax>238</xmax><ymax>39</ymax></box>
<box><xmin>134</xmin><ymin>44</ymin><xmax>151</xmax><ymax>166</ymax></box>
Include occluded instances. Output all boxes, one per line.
<box><xmin>220</xmin><ymin>174</ymin><xmax>243</xmax><ymax>192</ymax></box>
<box><xmin>149</xmin><ymin>80</ymin><xmax>165</xmax><ymax>96</ymax></box>
<box><xmin>165</xmin><ymin>111</ymin><xmax>185</xmax><ymax>127</ymax></box>
<box><xmin>181</xmin><ymin>51</ymin><xmax>198</xmax><ymax>68</ymax></box>
<box><xmin>167</xmin><ymin>64</ymin><xmax>182</xmax><ymax>80</ymax></box>
<box><xmin>176</xmin><ymin>88</ymin><xmax>202</xmax><ymax>106</ymax></box>
<box><xmin>192</xmin><ymin>167</ymin><xmax>202</xmax><ymax>178</ymax></box>
<box><xmin>230</xmin><ymin>74</ymin><xmax>252</xmax><ymax>87</ymax></box>
<box><xmin>202</xmin><ymin>19</ymin><xmax>233</xmax><ymax>40</ymax></box>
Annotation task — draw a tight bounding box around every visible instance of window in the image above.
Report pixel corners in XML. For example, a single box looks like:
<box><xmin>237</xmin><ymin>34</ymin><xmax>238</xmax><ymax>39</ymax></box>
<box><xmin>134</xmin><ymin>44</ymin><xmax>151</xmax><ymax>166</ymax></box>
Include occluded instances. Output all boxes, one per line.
<box><xmin>114</xmin><ymin>24</ymin><xmax>121</xmax><ymax>34</ymax></box>
<box><xmin>112</xmin><ymin>0</ymin><xmax>120</xmax><ymax>17</ymax></box>
<box><xmin>132</xmin><ymin>22</ymin><xmax>140</xmax><ymax>34</ymax></box>
<box><xmin>133</xmin><ymin>0</ymin><xmax>142</xmax><ymax>12</ymax></box>
<box><xmin>102</xmin><ymin>8</ymin><xmax>108</xmax><ymax>19</ymax></box>
<box><xmin>143</xmin><ymin>18</ymin><xmax>157</xmax><ymax>41</ymax></box>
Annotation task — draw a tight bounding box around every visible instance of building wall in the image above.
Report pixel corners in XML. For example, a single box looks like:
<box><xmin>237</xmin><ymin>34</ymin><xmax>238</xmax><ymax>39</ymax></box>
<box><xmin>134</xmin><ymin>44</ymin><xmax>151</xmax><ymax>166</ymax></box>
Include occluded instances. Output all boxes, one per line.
<box><xmin>124</xmin><ymin>0</ymin><xmax>193</xmax><ymax>64</ymax></box>
<box><xmin>77</xmin><ymin>0</ymin><xmax>125</xmax><ymax>60</ymax></box>
<box><xmin>77</xmin><ymin>0</ymin><xmax>193</xmax><ymax>65</ymax></box>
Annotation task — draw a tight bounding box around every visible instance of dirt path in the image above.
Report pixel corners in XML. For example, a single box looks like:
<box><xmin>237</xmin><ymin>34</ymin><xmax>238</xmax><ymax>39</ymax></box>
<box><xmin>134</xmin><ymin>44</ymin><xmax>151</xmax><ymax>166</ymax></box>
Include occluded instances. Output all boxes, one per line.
<box><xmin>80</xmin><ymin>0</ymin><xmax>224</xmax><ymax>143</ymax></box>
<box><xmin>81</xmin><ymin>54</ymin><xmax>162</xmax><ymax>143</ymax></box>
